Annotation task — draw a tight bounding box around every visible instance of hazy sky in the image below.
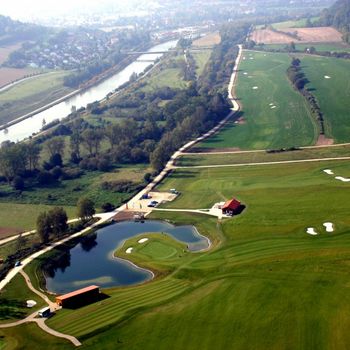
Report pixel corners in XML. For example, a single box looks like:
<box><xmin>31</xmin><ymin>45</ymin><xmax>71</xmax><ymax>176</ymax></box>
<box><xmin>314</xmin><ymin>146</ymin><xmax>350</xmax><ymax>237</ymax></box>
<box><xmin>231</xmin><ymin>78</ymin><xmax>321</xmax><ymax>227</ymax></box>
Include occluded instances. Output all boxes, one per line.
<box><xmin>0</xmin><ymin>0</ymin><xmax>146</xmax><ymax>20</ymax></box>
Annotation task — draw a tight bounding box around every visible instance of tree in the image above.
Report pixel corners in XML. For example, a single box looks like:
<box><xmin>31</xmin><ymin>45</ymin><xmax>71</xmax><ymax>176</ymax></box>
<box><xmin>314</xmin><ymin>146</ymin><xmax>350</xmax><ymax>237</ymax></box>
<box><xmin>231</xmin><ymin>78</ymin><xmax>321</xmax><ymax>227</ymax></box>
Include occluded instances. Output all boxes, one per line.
<box><xmin>48</xmin><ymin>207</ymin><xmax>68</xmax><ymax>237</ymax></box>
<box><xmin>45</xmin><ymin>136</ymin><xmax>65</xmax><ymax>158</ymax></box>
<box><xmin>82</xmin><ymin>129</ymin><xmax>103</xmax><ymax>156</ymax></box>
<box><xmin>0</xmin><ymin>143</ymin><xmax>28</xmax><ymax>182</ymax></box>
<box><xmin>77</xmin><ymin>197</ymin><xmax>95</xmax><ymax>221</ymax></box>
<box><xmin>36</xmin><ymin>212</ymin><xmax>51</xmax><ymax>243</ymax></box>
<box><xmin>26</xmin><ymin>141</ymin><xmax>41</xmax><ymax>171</ymax></box>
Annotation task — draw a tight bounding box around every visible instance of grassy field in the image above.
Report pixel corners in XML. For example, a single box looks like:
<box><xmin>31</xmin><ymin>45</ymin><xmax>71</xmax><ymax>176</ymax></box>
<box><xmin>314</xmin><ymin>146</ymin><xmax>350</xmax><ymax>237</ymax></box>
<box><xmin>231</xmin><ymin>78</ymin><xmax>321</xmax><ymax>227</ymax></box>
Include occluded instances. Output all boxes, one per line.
<box><xmin>0</xmin><ymin>70</ymin><xmax>73</xmax><ymax>125</ymax></box>
<box><xmin>140</xmin><ymin>65</ymin><xmax>187</xmax><ymax>92</ymax></box>
<box><xmin>197</xmin><ymin>50</ymin><xmax>317</xmax><ymax>150</ymax></box>
<box><xmin>299</xmin><ymin>55</ymin><xmax>350</xmax><ymax>143</ymax></box>
<box><xmin>0</xmin><ymin>323</ymin><xmax>72</xmax><ymax>349</ymax></box>
<box><xmin>0</xmin><ymin>166</ymin><xmax>149</xmax><ymax>213</ymax></box>
<box><xmin>0</xmin><ymin>273</ymin><xmax>45</xmax><ymax>323</ymax></box>
<box><xmin>22</xmin><ymin>159</ymin><xmax>347</xmax><ymax>349</ymax></box>
<box><xmin>177</xmin><ymin>144</ymin><xmax>350</xmax><ymax>166</ymax></box>
<box><xmin>192</xmin><ymin>32</ymin><xmax>221</xmax><ymax>47</ymax></box>
<box><xmin>0</xmin><ymin>203</ymin><xmax>76</xmax><ymax>233</ymax></box>
<box><xmin>263</xmin><ymin>43</ymin><xmax>350</xmax><ymax>52</ymax></box>
<box><xmin>192</xmin><ymin>50</ymin><xmax>212</xmax><ymax>77</ymax></box>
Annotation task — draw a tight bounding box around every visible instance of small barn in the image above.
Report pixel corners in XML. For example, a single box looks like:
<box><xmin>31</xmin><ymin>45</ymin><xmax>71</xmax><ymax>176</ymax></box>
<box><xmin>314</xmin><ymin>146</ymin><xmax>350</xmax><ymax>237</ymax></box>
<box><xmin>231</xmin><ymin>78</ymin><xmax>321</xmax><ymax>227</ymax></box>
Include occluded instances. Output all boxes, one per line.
<box><xmin>56</xmin><ymin>285</ymin><xmax>100</xmax><ymax>309</ymax></box>
<box><xmin>221</xmin><ymin>198</ymin><xmax>242</xmax><ymax>216</ymax></box>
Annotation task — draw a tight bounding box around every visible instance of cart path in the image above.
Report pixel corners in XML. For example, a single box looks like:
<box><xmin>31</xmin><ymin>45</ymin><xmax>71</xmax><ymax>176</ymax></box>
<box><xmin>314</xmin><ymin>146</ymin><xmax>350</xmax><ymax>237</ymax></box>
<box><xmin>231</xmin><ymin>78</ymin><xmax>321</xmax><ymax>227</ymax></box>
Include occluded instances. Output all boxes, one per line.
<box><xmin>173</xmin><ymin>156</ymin><xmax>350</xmax><ymax>169</ymax></box>
<box><xmin>0</xmin><ymin>270</ymin><xmax>81</xmax><ymax>346</ymax></box>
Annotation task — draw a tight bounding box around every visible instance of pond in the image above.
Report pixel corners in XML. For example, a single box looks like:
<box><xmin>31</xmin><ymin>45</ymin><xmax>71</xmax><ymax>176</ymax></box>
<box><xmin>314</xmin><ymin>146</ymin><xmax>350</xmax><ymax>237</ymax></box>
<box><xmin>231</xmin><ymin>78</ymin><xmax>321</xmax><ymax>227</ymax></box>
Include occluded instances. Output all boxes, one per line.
<box><xmin>45</xmin><ymin>220</ymin><xmax>209</xmax><ymax>294</ymax></box>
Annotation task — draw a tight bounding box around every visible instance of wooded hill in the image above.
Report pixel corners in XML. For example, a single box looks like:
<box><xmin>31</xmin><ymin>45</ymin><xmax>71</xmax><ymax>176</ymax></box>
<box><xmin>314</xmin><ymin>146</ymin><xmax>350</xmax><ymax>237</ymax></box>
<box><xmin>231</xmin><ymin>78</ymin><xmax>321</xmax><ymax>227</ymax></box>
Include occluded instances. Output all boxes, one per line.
<box><xmin>319</xmin><ymin>0</ymin><xmax>350</xmax><ymax>42</ymax></box>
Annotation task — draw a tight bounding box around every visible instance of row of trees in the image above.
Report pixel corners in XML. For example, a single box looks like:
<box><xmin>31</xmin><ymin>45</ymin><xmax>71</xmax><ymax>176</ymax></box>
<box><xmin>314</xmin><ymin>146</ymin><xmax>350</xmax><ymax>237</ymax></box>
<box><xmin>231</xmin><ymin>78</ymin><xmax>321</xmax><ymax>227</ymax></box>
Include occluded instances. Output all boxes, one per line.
<box><xmin>287</xmin><ymin>58</ymin><xmax>325</xmax><ymax>134</ymax></box>
<box><xmin>36</xmin><ymin>197</ymin><xmax>95</xmax><ymax>243</ymax></box>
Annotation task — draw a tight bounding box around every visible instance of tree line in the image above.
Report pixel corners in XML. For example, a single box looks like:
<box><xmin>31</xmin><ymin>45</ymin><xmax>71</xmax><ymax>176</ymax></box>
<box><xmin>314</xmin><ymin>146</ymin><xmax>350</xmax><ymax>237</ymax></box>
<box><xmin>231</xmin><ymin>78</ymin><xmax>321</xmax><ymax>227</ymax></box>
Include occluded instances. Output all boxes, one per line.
<box><xmin>287</xmin><ymin>57</ymin><xmax>325</xmax><ymax>135</ymax></box>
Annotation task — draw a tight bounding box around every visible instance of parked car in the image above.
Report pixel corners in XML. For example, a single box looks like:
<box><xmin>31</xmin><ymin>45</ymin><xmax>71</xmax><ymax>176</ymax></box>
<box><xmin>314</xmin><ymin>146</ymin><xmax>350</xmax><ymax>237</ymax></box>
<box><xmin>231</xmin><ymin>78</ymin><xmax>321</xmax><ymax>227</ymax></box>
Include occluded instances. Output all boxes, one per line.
<box><xmin>147</xmin><ymin>200</ymin><xmax>159</xmax><ymax>208</ymax></box>
<box><xmin>15</xmin><ymin>261</ymin><xmax>21</xmax><ymax>267</ymax></box>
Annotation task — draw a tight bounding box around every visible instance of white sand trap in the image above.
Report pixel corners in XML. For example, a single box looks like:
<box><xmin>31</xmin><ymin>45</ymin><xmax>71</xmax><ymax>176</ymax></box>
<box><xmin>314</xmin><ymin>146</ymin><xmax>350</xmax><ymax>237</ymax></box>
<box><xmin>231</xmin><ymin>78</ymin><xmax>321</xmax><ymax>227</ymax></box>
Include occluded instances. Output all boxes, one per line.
<box><xmin>243</xmin><ymin>72</ymin><xmax>248</xmax><ymax>75</ymax></box>
<box><xmin>269</xmin><ymin>103</ymin><xmax>274</xmax><ymax>106</ymax></box>
<box><xmin>323</xmin><ymin>222</ymin><xmax>334</xmax><ymax>232</ymax></box>
<box><xmin>138</xmin><ymin>238</ymin><xmax>149</xmax><ymax>244</ymax></box>
<box><xmin>249</xmin><ymin>57</ymin><xmax>254</xmax><ymax>60</ymax></box>
<box><xmin>248</xmin><ymin>76</ymin><xmax>253</xmax><ymax>78</ymax></box>
<box><xmin>271</xmin><ymin>106</ymin><xmax>277</xmax><ymax>109</ymax></box>
<box><xmin>126</xmin><ymin>247</ymin><xmax>133</xmax><ymax>254</ymax></box>
<box><xmin>323</xmin><ymin>169</ymin><xmax>334</xmax><ymax>175</ymax></box>
<box><xmin>243</xmin><ymin>57</ymin><xmax>246</xmax><ymax>60</ymax></box>
<box><xmin>252</xmin><ymin>86</ymin><xmax>258</xmax><ymax>90</ymax></box>
<box><xmin>324</xmin><ymin>75</ymin><xmax>331</xmax><ymax>79</ymax></box>
<box><xmin>335</xmin><ymin>176</ymin><xmax>350</xmax><ymax>182</ymax></box>
<box><xmin>307</xmin><ymin>228</ymin><xmax>318</xmax><ymax>235</ymax></box>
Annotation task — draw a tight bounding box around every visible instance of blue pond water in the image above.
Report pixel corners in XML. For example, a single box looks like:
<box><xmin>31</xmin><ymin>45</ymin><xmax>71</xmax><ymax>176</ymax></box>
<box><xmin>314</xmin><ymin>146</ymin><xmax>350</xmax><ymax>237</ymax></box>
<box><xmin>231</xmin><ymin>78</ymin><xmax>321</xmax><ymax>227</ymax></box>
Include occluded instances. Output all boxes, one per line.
<box><xmin>45</xmin><ymin>220</ymin><xmax>209</xmax><ymax>294</ymax></box>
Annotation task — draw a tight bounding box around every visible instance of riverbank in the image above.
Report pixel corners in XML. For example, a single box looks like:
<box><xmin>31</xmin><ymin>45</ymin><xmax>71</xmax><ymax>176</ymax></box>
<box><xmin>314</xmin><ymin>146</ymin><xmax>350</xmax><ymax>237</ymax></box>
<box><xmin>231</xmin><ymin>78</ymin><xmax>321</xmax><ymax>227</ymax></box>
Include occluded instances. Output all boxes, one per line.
<box><xmin>0</xmin><ymin>40</ymin><xmax>175</xmax><ymax>138</ymax></box>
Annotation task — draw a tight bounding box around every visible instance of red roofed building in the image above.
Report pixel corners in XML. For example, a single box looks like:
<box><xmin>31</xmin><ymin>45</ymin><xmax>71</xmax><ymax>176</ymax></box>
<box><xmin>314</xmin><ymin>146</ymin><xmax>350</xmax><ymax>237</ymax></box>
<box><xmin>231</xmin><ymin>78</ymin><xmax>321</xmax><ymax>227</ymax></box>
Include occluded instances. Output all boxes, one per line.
<box><xmin>222</xmin><ymin>198</ymin><xmax>241</xmax><ymax>216</ymax></box>
<box><xmin>56</xmin><ymin>285</ymin><xmax>100</xmax><ymax>308</ymax></box>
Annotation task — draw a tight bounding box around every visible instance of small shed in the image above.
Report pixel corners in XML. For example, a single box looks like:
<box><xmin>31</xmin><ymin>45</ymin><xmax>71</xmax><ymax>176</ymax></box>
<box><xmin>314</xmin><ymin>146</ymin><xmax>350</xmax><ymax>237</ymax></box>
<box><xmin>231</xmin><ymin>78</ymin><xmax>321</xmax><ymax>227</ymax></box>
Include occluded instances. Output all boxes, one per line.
<box><xmin>56</xmin><ymin>285</ymin><xmax>100</xmax><ymax>308</ymax></box>
<box><xmin>222</xmin><ymin>198</ymin><xmax>242</xmax><ymax>216</ymax></box>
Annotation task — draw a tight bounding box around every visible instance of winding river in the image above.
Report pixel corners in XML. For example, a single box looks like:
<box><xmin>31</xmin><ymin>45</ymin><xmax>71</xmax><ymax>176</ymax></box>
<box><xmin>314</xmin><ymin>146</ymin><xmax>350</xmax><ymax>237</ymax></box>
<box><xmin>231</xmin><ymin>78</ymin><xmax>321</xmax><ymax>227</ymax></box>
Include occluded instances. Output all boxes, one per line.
<box><xmin>0</xmin><ymin>40</ymin><xmax>178</xmax><ymax>144</ymax></box>
<box><xmin>45</xmin><ymin>220</ymin><xmax>209</xmax><ymax>294</ymax></box>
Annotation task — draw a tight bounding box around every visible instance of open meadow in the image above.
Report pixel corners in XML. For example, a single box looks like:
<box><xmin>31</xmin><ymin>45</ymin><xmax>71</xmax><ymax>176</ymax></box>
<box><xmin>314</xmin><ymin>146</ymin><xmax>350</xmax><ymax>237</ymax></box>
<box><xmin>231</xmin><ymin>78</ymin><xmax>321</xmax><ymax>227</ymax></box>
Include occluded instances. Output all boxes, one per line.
<box><xmin>8</xmin><ymin>159</ymin><xmax>347</xmax><ymax>349</ymax></box>
<box><xmin>197</xmin><ymin>50</ymin><xmax>317</xmax><ymax>150</ymax></box>
<box><xmin>299</xmin><ymin>55</ymin><xmax>350</xmax><ymax>143</ymax></box>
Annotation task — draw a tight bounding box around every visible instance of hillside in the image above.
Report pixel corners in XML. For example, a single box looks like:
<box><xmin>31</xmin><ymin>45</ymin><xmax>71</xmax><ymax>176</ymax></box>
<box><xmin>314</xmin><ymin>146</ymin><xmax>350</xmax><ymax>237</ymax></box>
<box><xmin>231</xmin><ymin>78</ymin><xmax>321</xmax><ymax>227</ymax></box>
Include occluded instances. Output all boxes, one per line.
<box><xmin>319</xmin><ymin>0</ymin><xmax>350</xmax><ymax>42</ymax></box>
<box><xmin>0</xmin><ymin>15</ymin><xmax>45</xmax><ymax>45</ymax></box>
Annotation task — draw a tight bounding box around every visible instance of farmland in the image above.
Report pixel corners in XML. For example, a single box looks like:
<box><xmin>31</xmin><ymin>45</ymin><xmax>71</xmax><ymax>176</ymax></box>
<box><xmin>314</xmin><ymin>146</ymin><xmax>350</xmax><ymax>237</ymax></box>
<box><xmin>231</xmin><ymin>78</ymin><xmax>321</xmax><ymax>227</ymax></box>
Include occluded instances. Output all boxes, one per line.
<box><xmin>0</xmin><ymin>70</ymin><xmax>73</xmax><ymax>126</ymax></box>
<box><xmin>300</xmin><ymin>55</ymin><xmax>350</xmax><ymax>143</ymax></box>
<box><xmin>197</xmin><ymin>50</ymin><xmax>317</xmax><ymax>150</ymax></box>
<box><xmin>192</xmin><ymin>32</ymin><xmax>221</xmax><ymax>47</ymax></box>
<box><xmin>251</xmin><ymin>27</ymin><xmax>343</xmax><ymax>44</ymax></box>
<box><xmin>263</xmin><ymin>42</ymin><xmax>350</xmax><ymax>52</ymax></box>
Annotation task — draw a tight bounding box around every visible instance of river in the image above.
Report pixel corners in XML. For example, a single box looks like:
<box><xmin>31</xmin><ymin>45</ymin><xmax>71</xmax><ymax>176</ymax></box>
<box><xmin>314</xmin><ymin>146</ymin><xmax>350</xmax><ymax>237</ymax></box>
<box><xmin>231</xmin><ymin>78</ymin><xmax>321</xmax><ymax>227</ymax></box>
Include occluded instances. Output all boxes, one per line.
<box><xmin>0</xmin><ymin>40</ymin><xmax>178</xmax><ymax>144</ymax></box>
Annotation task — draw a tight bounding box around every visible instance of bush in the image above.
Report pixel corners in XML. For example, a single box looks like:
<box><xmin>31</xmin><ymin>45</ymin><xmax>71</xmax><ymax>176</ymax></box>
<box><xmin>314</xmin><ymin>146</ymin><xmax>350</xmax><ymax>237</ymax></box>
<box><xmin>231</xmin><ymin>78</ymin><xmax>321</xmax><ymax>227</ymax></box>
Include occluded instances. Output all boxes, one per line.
<box><xmin>12</xmin><ymin>176</ymin><xmax>24</xmax><ymax>191</ymax></box>
<box><xmin>101</xmin><ymin>202</ymin><xmax>115</xmax><ymax>212</ymax></box>
<box><xmin>61</xmin><ymin>168</ymin><xmax>83</xmax><ymax>180</ymax></box>
<box><xmin>36</xmin><ymin>171</ymin><xmax>55</xmax><ymax>185</ymax></box>
<box><xmin>101</xmin><ymin>180</ymin><xmax>134</xmax><ymax>193</ymax></box>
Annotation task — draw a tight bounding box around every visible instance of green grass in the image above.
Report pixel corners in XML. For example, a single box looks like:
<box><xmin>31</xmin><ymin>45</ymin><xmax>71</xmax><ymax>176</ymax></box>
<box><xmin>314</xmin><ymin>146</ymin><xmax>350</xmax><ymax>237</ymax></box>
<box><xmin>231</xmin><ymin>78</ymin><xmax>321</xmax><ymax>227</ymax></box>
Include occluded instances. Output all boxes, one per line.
<box><xmin>299</xmin><ymin>55</ymin><xmax>350</xmax><ymax>143</ymax></box>
<box><xmin>264</xmin><ymin>43</ymin><xmax>350</xmax><ymax>52</ymax></box>
<box><xmin>271</xmin><ymin>17</ymin><xmax>318</xmax><ymax>29</ymax></box>
<box><xmin>0</xmin><ymin>71</ymin><xmax>73</xmax><ymax>125</ymax></box>
<box><xmin>0</xmin><ymin>203</ymin><xmax>76</xmax><ymax>232</ymax></box>
<box><xmin>198</xmin><ymin>50</ymin><xmax>317</xmax><ymax>150</ymax></box>
<box><xmin>0</xmin><ymin>323</ymin><xmax>72</xmax><ymax>349</ymax></box>
<box><xmin>0</xmin><ymin>273</ymin><xmax>45</xmax><ymax>323</ymax></box>
<box><xmin>0</xmin><ymin>166</ymin><xmax>149</xmax><ymax>212</ymax></box>
<box><xmin>192</xmin><ymin>50</ymin><xmax>212</xmax><ymax>77</ymax></box>
<box><xmin>177</xmin><ymin>144</ymin><xmax>350</xmax><ymax>166</ymax></box>
<box><xmin>30</xmin><ymin>159</ymin><xmax>350</xmax><ymax>349</ymax></box>
<box><xmin>115</xmin><ymin>233</ymin><xmax>189</xmax><ymax>275</ymax></box>
<box><xmin>141</xmin><ymin>67</ymin><xmax>188</xmax><ymax>92</ymax></box>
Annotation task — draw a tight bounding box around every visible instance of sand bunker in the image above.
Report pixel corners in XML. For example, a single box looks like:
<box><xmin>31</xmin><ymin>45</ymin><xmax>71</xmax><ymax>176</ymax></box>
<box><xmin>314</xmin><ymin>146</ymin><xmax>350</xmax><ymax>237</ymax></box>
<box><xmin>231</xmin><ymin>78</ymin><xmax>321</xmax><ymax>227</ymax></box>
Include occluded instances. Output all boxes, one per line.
<box><xmin>252</xmin><ymin>86</ymin><xmax>258</xmax><ymax>89</ymax></box>
<box><xmin>307</xmin><ymin>228</ymin><xmax>318</xmax><ymax>235</ymax></box>
<box><xmin>323</xmin><ymin>169</ymin><xmax>334</xmax><ymax>175</ymax></box>
<box><xmin>249</xmin><ymin>57</ymin><xmax>254</xmax><ymax>60</ymax></box>
<box><xmin>243</xmin><ymin>57</ymin><xmax>246</xmax><ymax>60</ymax></box>
<box><xmin>248</xmin><ymin>76</ymin><xmax>253</xmax><ymax>78</ymax></box>
<box><xmin>324</xmin><ymin>75</ymin><xmax>331</xmax><ymax>79</ymax></box>
<box><xmin>243</xmin><ymin>72</ymin><xmax>248</xmax><ymax>75</ymax></box>
<box><xmin>335</xmin><ymin>176</ymin><xmax>350</xmax><ymax>182</ymax></box>
<box><xmin>138</xmin><ymin>238</ymin><xmax>149</xmax><ymax>244</ymax></box>
<box><xmin>323</xmin><ymin>222</ymin><xmax>334</xmax><ymax>232</ymax></box>
<box><xmin>271</xmin><ymin>106</ymin><xmax>277</xmax><ymax>109</ymax></box>
<box><xmin>269</xmin><ymin>103</ymin><xmax>274</xmax><ymax>106</ymax></box>
<box><xmin>126</xmin><ymin>247</ymin><xmax>133</xmax><ymax>254</ymax></box>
